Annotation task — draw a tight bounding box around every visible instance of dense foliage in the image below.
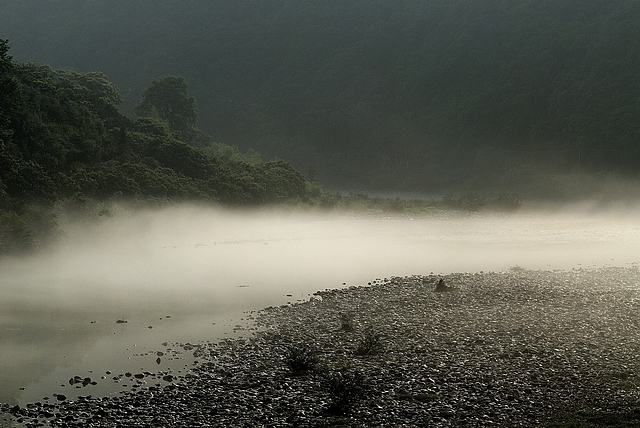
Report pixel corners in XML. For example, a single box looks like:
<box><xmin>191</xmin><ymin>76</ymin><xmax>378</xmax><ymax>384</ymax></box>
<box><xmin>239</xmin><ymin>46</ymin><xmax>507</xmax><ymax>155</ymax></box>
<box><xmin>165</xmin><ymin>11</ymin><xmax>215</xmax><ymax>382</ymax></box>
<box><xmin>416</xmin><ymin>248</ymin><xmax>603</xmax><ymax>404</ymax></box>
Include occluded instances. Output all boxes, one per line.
<box><xmin>0</xmin><ymin>39</ymin><xmax>311</xmax><ymax>254</ymax></box>
<box><xmin>1</xmin><ymin>1</ymin><xmax>639</xmax><ymax>191</ymax></box>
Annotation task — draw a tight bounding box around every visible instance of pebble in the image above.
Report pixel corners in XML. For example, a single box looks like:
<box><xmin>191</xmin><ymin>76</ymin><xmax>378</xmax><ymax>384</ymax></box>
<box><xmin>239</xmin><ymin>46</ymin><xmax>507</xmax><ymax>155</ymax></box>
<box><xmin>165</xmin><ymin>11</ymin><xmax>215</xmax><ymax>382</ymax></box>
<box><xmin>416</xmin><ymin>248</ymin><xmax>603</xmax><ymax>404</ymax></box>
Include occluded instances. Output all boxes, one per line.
<box><xmin>3</xmin><ymin>267</ymin><xmax>640</xmax><ymax>426</ymax></box>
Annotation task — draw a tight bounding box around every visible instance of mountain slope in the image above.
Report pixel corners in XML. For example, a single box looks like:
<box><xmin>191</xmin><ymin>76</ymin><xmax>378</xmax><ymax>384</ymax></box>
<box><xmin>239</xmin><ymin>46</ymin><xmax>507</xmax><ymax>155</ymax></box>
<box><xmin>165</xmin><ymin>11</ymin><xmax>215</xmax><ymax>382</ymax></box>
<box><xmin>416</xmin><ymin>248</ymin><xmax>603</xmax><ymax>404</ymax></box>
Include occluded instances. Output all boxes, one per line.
<box><xmin>1</xmin><ymin>1</ymin><xmax>639</xmax><ymax>190</ymax></box>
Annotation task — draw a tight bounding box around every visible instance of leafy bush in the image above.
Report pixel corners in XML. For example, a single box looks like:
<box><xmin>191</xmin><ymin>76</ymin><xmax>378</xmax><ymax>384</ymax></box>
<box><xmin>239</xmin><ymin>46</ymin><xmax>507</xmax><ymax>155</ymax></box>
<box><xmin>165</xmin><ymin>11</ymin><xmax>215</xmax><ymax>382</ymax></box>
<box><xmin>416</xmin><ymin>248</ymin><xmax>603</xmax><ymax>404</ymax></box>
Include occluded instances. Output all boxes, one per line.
<box><xmin>284</xmin><ymin>344</ymin><xmax>320</xmax><ymax>376</ymax></box>
<box><xmin>355</xmin><ymin>326</ymin><xmax>383</xmax><ymax>356</ymax></box>
<box><xmin>340</xmin><ymin>312</ymin><xmax>355</xmax><ymax>332</ymax></box>
<box><xmin>323</xmin><ymin>369</ymin><xmax>368</xmax><ymax>415</ymax></box>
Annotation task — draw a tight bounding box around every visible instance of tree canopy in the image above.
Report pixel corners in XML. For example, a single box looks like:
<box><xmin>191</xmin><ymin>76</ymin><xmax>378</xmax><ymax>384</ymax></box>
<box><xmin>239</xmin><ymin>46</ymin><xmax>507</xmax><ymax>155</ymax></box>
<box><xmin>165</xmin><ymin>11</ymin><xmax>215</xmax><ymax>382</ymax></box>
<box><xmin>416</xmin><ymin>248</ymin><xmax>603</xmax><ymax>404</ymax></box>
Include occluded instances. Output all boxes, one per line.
<box><xmin>0</xmin><ymin>40</ymin><xmax>313</xmax><ymax>254</ymax></box>
<box><xmin>2</xmin><ymin>1</ymin><xmax>639</xmax><ymax>191</ymax></box>
<box><xmin>134</xmin><ymin>75</ymin><xmax>198</xmax><ymax>142</ymax></box>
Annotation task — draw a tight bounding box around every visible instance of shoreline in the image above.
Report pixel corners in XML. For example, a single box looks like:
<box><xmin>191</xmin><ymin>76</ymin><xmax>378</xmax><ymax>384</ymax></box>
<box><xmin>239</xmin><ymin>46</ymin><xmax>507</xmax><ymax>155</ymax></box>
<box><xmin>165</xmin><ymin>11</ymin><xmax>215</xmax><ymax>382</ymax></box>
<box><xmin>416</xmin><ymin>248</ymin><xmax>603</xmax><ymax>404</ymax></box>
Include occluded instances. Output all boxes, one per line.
<box><xmin>4</xmin><ymin>267</ymin><xmax>640</xmax><ymax>426</ymax></box>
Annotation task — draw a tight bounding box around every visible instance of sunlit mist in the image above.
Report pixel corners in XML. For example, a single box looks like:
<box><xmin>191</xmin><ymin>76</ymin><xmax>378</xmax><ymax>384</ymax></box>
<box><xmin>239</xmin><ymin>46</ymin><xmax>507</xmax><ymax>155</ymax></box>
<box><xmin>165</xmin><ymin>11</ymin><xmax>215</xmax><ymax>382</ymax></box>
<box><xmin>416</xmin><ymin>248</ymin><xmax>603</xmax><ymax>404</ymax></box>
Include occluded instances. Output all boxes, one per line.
<box><xmin>2</xmin><ymin>203</ymin><xmax>640</xmax><ymax>405</ymax></box>
<box><xmin>3</xmin><ymin>203</ymin><xmax>640</xmax><ymax>313</ymax></box>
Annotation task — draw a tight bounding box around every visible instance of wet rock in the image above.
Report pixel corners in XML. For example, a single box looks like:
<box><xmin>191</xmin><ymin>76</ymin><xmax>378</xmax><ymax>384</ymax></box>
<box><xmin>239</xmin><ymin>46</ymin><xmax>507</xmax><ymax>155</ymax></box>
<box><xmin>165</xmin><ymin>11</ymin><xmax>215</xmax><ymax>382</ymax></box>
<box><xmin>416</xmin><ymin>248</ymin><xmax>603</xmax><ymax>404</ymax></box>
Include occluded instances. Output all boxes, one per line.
<box><xmin>434</xmin><ymin>277</ymin><xmax>452</xmax><ymax>292</ymax></box>
<box><xmin>69</xmin><ymin>375</ymin><xmax>83</xmax><ymax>385</ymax></box>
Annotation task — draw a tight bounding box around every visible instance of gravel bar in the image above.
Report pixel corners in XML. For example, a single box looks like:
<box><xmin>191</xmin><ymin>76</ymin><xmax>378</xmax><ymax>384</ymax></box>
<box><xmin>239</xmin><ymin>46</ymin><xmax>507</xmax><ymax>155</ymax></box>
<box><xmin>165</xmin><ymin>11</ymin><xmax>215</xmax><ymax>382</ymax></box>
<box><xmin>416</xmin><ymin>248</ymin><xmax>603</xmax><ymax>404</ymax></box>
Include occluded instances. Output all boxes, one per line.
<box><xmin>4</xmin><ymin>267</ymin><xmax>640</xmax><ymax>427</ymax></box>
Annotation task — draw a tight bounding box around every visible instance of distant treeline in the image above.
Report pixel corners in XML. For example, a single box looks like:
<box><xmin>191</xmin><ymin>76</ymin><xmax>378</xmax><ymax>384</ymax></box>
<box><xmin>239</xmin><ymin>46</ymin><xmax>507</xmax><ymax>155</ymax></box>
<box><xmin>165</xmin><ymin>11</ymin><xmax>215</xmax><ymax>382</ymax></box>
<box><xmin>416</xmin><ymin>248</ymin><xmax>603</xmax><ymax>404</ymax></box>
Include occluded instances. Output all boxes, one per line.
<box><xmin>0</xmin><ymin>40</ymin><xmax>316</xmax><ymax>254</ymax></box>
<box><xmin>1</xmin><ymin>1</ymin><xmax>639</xmax><ymax>191</ymax></box>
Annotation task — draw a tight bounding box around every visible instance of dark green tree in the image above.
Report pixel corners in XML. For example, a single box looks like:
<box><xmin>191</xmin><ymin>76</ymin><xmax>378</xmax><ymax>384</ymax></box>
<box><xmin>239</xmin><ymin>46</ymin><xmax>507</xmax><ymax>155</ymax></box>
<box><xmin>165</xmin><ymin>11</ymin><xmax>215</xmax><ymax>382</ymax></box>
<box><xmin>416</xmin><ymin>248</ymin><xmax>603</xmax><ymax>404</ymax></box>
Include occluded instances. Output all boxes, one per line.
<box><xmin>0</xmin><ymin>38</ymin><xmax>11</xmax><ymax>73</ymax></box>
<box><xmin>75</xmin><ymin>71</ymin><xmax>123</xmax><ymax>123</ymax></box>
<box><xmin>133</xmin><ymin>75</ymin><xmax>198</xmax><ymax>142</ymax></box>
<box><xmin>0</xmin><ymin>39</ymin><xmax>320</xmax><ymax>255</ymax></box>
<box><xmin>0</xmin><ymin>39</ymin><xmax>16</xmax><ymax>141</ymax></box>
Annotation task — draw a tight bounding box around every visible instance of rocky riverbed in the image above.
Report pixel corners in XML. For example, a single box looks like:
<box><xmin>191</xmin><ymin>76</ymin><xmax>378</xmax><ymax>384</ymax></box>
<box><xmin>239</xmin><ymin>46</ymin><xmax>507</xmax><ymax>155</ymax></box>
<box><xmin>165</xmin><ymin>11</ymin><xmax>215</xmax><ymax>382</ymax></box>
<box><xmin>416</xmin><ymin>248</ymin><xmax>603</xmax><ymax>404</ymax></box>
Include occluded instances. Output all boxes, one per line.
<box><xmin>3</xmin><ymin>267</ymin><xmax>640</xmax><ymax>427</ymax></box>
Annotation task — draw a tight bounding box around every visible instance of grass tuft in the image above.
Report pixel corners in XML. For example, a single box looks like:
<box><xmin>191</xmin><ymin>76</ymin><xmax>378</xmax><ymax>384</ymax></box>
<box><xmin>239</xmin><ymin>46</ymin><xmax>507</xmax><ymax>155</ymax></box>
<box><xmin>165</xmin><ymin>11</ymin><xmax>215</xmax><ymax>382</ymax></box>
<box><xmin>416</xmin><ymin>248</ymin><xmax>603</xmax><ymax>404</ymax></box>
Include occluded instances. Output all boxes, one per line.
<box><xmin>354</xmin><ymin>326</ymin><xmax>383</xmax><ymax>356</ymax></box>
<box><xmin>284</xmin><ymin>343</ymin><xmax>320</xmax><ymax>376</ymax></box>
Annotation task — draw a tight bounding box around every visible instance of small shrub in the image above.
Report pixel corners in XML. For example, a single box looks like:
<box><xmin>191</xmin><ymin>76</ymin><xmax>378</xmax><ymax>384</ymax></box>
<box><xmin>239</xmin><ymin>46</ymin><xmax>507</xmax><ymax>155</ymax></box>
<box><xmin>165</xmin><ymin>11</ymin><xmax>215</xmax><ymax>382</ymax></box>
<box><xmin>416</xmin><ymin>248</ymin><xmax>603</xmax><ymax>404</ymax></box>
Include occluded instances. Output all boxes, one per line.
<box><xmin>355</xmin><ymin>326</ymin><xmax>383</xmax><ymax>356</ymax></box>
<box><xmin>323</xmin><ymin>369</ymin><xmax>368</xmax><ymax>415</ymax></box>
<box><xmin>284</xmin><ymin>344</ymin><xmax>319</xmax><ymax>376</ymax></box>
<box><xmin>340</xmin><ymin>312</ymin><xmax>355</xmax><ymax>332</ymax></box>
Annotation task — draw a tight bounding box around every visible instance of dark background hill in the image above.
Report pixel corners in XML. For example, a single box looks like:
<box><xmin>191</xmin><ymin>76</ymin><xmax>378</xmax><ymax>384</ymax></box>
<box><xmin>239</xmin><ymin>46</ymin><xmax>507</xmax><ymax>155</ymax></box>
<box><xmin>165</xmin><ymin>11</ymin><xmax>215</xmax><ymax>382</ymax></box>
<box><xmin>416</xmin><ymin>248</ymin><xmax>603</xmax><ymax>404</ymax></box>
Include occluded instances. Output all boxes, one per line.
<box><xmin>2</xmin><ymin>0</ymin><xmax>640</xmax><ymax>193</ymax></box>
<box><xmin>0</xmin><ymin>38</ymin><xmax>313</xmax><ymax>254</ymax></box>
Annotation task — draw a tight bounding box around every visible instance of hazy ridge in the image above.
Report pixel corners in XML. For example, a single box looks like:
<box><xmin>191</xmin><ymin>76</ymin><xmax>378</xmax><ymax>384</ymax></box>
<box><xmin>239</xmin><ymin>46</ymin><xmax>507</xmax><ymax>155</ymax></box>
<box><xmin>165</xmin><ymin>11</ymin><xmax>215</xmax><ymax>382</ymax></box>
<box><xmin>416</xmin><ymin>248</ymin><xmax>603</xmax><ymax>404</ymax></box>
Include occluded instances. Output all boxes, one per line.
<box><xmin>1</xmin><ymin>1</ymin><xmax>639</xmax><ymax>191</ymax></box>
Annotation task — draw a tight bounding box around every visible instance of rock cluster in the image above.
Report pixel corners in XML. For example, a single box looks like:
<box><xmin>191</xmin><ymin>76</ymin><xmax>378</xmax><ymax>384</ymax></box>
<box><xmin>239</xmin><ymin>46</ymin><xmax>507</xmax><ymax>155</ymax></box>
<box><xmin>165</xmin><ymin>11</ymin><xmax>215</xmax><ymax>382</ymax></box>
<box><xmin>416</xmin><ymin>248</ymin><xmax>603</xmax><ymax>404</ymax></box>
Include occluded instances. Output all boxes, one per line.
<box><xmin>3</xmin><ymin>267</ymin><xmax>640</xmax><ymax>426</ymax></box>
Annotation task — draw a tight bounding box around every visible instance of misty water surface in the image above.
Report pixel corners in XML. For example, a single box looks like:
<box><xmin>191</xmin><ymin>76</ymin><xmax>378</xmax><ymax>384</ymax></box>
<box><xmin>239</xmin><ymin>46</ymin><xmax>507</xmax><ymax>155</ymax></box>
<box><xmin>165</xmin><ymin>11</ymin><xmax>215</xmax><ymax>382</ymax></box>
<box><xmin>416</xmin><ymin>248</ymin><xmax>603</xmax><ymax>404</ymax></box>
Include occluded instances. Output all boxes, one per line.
<box><xmin>2</xmin><ymin>204</ymin><xmax>640</xmax><ymax>407</ymax></box>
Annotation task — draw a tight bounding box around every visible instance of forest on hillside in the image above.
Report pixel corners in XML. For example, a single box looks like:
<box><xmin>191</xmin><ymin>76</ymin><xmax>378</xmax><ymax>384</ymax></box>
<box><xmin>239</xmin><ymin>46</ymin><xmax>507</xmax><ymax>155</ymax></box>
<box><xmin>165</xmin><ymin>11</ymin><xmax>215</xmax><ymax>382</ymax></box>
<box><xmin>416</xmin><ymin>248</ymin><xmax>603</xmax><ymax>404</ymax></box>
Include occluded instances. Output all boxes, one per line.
<box><xmin>1</xmin><ymin>0</ymin><xmax>639</xmax><ymax>192</ymax></box>
<box><xmin>0</xmin><ymin>39</ymin><xmax>315</xmax><ymax>254</ymax></box>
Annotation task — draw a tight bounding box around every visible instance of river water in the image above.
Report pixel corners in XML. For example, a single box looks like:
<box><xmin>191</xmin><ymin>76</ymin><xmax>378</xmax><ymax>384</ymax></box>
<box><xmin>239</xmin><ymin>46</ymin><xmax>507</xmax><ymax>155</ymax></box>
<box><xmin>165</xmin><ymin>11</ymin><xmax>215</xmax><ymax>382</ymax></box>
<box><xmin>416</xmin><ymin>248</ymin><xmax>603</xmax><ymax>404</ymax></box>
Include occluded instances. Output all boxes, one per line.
<box><xmin>1</xmin><ymin>204</ymin><xmax>640</xmax><ymax>412</ymax></box>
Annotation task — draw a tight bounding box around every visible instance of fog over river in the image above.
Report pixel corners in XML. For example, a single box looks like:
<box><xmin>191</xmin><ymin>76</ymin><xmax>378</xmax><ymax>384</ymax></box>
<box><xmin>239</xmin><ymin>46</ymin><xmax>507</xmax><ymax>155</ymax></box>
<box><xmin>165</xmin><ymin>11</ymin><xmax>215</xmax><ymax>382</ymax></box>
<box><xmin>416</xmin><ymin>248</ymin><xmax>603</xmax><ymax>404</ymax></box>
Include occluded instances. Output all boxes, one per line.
<box><xmin>2</xmin><ymin>203</ymin><xmax>640</xmax><ymax>409</ymax></box>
